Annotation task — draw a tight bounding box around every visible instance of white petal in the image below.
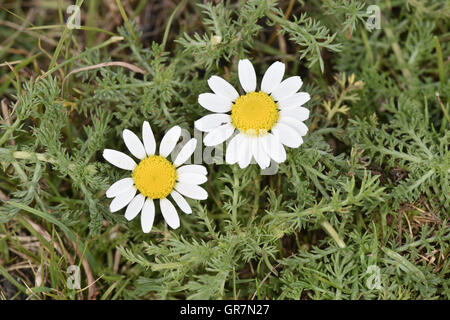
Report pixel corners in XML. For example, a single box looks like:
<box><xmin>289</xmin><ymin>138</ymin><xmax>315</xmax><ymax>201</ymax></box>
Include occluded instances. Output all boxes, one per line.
<box><xmin>238</xmin><ymin>59</ymin><xmax>256</xmax><ymax>93</ymax></box>
<box><xmin>141</xmin><ymin>199</ymin><xmax>155</xmax><ymax>233</ymax></box>
<box><xmin>262</xmin><ymin>133</ymin><xmax>286</xmax><ymax>163</ymax></box>
<box><xmin>177</xmin><ymin>172</ymin><xmax>207</xmax><ymax>185</ymax></box>
<box><xmin>204</xmin><ymin>123</ymin><xmax>235</xmax><ymax>147</ymax></box>
<box><xmin>171</xmin><ymin>190</ymin><xmax>192</xmax><ymax>214</ymax></box>
<box><xmin>194</xmin><ymin>113</ymin><xmax>231</xmax><ymax>133</ymax></box>
<box><xmin>124</xmin><ymin>193</ymin><xmax>145</xmax><ymax>221</ymax></box>
<box><xmin>106</xmin><ymin>177</ymin><xmax>134</xmax><ymax>198</ymax></box>
<box><xmin>142</xmin><ymin>121</ymin><xmax>156</xmax><ymax>156</ymax></box>
<box><xmin>261</xmin><ymin>61</ymin><xmax>285</xmax><ymax>94</ymax></box>
<box><xmin>177</xmin><ymin>164</ymin><xmax>207</xmax><ymax>175</ymax></box>
<box><xmin>278</xmin><ymin>92</ymin><xmax>311</xmax><ymax>109</ymax></box>
<box><xmin>174</xmin><ymin>138</ymin><xmax>197</xmax><ymax>167</ymax></box>
<box><xmin>160</xmin><ymin>198</ymin><xmax>180</xmax><ymax>229</ymax></box>
<box><xmin>175</xmin><ymin>182</ymin><xmax>208</xmax><ymax>200</ymax></box>
<box><xmin>271</xmin><ymin>76</ymin><xmax>303</xmax><ymax>101</ymax></box>
<box><xmin>123</xmin><ymin>129</ymin><xmax>146</xmax><ymax>160</ymax></box>
<box><xmin>272</xmin><ymin>122</ymin><xmax>303</xmax><ymax>148</ymax></box>
<box><xmin>237</xmin><ymin>134</ymin><xmax>252</xmax><ymax>168</ymax></box>
<box><xmin>251</xmin><ymin>137</ymin><xmax>270</xmax><ymax>169</ymax></box>
<box><xmin>159</xmin><ymin>126</ymin><xmax>181</xmax><ymax>158</ymax></box>
<box><xmin>198</xmin><ymin>93</ymin><xmax>232</xmax><ymax>113</ymax></box>
<box><xmin>103</xmin><ymin>149</ymin><xmax>137</xmax><ymax>170</ymax></box>
<box><xmin>280</xmin><ymin>107</ymin><xmax>310</xmax><ymax>122</ymax></box>
<box><xmin>225</xmin><ymin>133</ymin><xmax>241</xmax><ymax>164</ymax></box>
<box><xmin>279</xmin><ymin>116</ymin><xmax>309</xmax><ymax>136</ymax></box>
<box><xmin>109</xmin><ymin>187</ymin><xmax>137</xmax><ymax>213</ymax></box>
<box><xmin>208</xmin><ymin>76</ymin><xmax>239</xmax><ymax>101</ymax></box>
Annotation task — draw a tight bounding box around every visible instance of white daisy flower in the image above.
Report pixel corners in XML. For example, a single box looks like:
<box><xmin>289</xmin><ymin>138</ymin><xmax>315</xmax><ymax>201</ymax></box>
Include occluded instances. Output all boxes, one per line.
<box><xmin>195</xmin><ymin>59</ymin><xmax>311</xmax><ymax>169</ymax></box>
<box><xmin>103</xmin><ymin>122</ymin><xmax>208</xmax><ymax>233</ymax></box>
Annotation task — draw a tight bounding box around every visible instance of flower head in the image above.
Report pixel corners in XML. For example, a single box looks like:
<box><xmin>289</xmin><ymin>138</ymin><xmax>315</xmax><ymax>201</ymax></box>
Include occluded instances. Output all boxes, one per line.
<box><xmin>195</xmin><ymin>59</ymin><xmax>310</xmax><ymax>169</ymax></box>
<box><xmin>103</xmin><ymin>122</ymin><xmax>208</xmax><ymax>233</ymax></box>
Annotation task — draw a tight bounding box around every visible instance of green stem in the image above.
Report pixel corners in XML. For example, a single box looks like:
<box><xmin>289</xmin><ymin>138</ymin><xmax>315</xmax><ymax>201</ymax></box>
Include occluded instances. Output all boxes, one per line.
<box><xmin>162</xmin><ymin>0</ymin><xmax>188</xmax><ymax>51</ymax></box>
<box><xmin>0</xmin><ymin>119</ymin><xmax>21</xmax><ymax>147</ymax></box>
<box><xmin>320</xmin><ymin>219</ymin><xmax>346</xmax><ymax>248</ymax></box>
<box><xmin>41</xmin><ymin>36</ymin><xmax>124</xmax><ymax>79</ymax></box>
<box><xmin>0</xmin><ymin>264</ymin><xmax>29</xmax><ymax>295</ymax></box>
<box><xmin>384</xmin><ymin>21</ymin><xmax>412</xmax><ymax>86</ymax></box>
<box><xmin>7</xmin><ymin>201</ymin><xmax>99</xmax><ymax>272</ymax></box>
<box><xmin>434</xmin><ymin>36</ymin><xmax>446</xmax><ymax>86</ymax></box>
<box><xmin>115</xmin><ymin>0</ymin><xmax>139</xmax><ymax>45</ymax></box>
<box><xmin>231</xmin><ymin>166</ymin><xmax>239</xmax><ymax>229</ymax></box>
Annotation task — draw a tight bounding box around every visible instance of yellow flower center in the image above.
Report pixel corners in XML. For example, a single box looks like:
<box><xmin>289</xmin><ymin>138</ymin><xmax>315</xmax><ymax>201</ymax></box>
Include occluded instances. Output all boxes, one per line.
<box><xmin>132</xmin><ymin>155</ymin><xmax>177</xmax><ymax>199</ymax></box>
<box><xmin>231</xmin><ymin>91</ymin><xmax>279</xmax><ymax>135</ymax></box>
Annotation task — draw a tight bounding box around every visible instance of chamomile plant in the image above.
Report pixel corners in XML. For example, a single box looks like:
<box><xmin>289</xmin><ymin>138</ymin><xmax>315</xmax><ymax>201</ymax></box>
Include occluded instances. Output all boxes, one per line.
<box><xmin>103</xmin><ymin>121</ymin><xmax>208</xmax><ymax>233</ymax></box>
<box><xmin>195</xmin><ymin>59</ymin><xmax>311</xmax><ymax>169</ymax></box>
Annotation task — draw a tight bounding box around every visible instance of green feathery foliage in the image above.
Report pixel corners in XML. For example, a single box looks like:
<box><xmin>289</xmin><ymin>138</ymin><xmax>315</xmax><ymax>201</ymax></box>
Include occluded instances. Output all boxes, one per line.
<box><xmin>0</xmin><ymin>0</ymin><xmax>448</xmax><ymax>300</ymax></box>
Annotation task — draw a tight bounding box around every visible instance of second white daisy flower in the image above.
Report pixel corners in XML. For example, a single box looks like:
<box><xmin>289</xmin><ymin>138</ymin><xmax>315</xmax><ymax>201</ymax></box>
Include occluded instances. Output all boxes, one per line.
<box><xmin>103</xmin><ymin>122</ymin><xmax>208</xmax><ymax>233</ymax></box>
<box><xmin>195</xmin><ymin>59</ymin><xmax>311</xmax><ymax>169</ymax></box>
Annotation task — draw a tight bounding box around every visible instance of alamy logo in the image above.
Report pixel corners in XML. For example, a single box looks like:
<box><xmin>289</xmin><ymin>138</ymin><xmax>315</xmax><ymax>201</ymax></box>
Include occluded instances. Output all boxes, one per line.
<box><xmin>365</xmin><ymin>265</ymin><xmax>381</xmax><ymax>290</ymax></box>
<box><xmin>66</xmin><ymin>5</ymin><xmax>81</xmax><ymax>30</ymax></box>
<box><xmin>66</xmin><ymin>265</ymin><xmax>81</xmax><ymax>289</ymax></box>
<box><xmin>366</xmin><ymin>5</ymin><xmax>381</xmax><ymax>31</ymax></box>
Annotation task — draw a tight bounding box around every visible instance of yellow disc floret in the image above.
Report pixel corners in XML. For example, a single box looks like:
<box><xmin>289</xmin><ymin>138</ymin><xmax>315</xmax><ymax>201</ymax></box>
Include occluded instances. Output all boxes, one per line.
<box><xmin>132</xmin><ymin>155</ymin><xmax>177</xmax><ymax>199</ymax></box>
<box><xmin>231</xmin><ymin>91</ymin><xmax>279</xmax><ymax>135</ymax></box>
